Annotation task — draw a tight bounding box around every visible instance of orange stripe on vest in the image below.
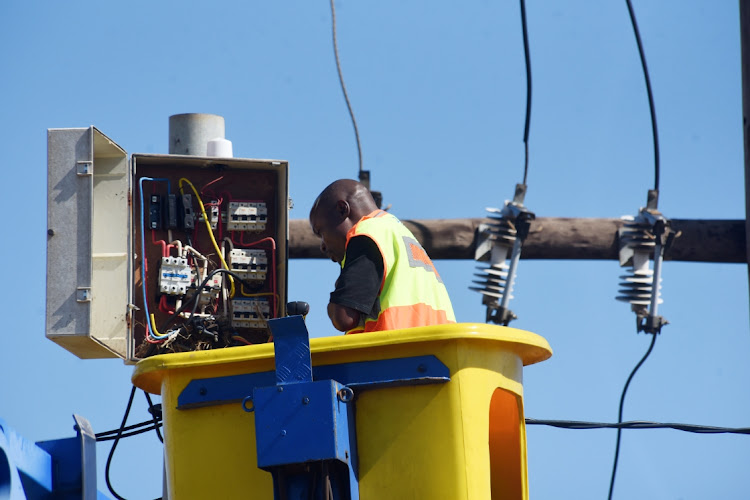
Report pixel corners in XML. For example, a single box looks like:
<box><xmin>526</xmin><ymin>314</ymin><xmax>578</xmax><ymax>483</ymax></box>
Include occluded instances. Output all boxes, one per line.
<box><xmin>345</xmin><ymin>303</ymin><xmax>454</xmax><ymax>334</ymax></box>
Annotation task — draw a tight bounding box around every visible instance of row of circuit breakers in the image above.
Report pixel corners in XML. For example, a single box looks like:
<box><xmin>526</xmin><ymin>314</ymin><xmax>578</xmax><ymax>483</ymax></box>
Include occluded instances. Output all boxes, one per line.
<box><xmin>153</xmin><ymin>196</ymin><xmax>270</xmax><ymax>328</ymax></box>
<box><xmin>45</xmin><ymin>127</ymin><xmax>289</xmax><ymax>361</ymax></box>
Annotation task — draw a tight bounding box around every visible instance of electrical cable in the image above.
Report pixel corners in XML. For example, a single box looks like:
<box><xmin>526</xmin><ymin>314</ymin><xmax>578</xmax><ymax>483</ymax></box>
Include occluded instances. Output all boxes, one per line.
<box><xmin>105</xmin><ymin>385</ymin><xmax>136</xmax><ymax>500</ymax></box>
<box><xmin>525</xmin><ymin>418</ymin><xmax>750</xmax><ymax>435</ymax></box>
<box><xmin>607</xmin><ymin>332</ymin><xmax>658</xmax><ymax>500</ymax></box>
<box><xmin>96</xmin><ymin>423</ymin><xmax>163</xmax><ymax>442</ymax></box>
<box><xmin>625</xmin><ymin>0</ymin><xmax>660</xmax><ymax>191</ymax></box>
<box><xmin>143</xmin><ymin>391</ymin><xmax>164</xmax><ymax>443</ymax></box>
<box><xmin>179</xmin><ymin>178</ymin><xmax>236</xmax><ymax>297</ymax></box>
<box><xmin>188</xmin><ymin>268</ymin><xmax>267</xmax><ymax>321</ymax></box>
<box><xmin>519</xmin><ymin>0</ymin><xmax>532</xmax><ymax>186</ymax></box>
<box><xmin>201</xmin><ymin>174</ymin><xmax>224</xmax><ymax>194</ymax></box>
<box><xmin>139</xmin><ymin>178</ymin><xmax>173</xmax><ymax>341</ymax></box>
<box><xmin>235</xmin><ymin>235</ymin><xmax>278</xmax><ymax>316</ymax></box>
<box><xmin>330</xmin><ymin>0</ymin><xmax>363</xmax><ymax>174</ymax></box>
<box><xmin>95</xmin><ymin>419</ymin><xmax>162</xmax><ymax>441</ymax></box>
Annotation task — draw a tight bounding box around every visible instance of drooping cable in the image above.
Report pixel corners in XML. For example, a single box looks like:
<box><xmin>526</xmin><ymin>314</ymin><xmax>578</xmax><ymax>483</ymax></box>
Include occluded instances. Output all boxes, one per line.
<box><xmin>330</xmin><ymin>0</ymin><xmax>363</xmax><ymax>174</ymax></box>
<box><xmin>625</xmin><ymin>0</ymin><xmax>660</xmax><ymax>191</ymax></box>
<box><xmin>607</xmin><ymin>332</ymin><xmax>658</xmax><ymax>500</ymax></box>
<box><xmin>519</xmin><ymin>0</ymin><xmax>532</xmax><ymax>185</ymax></box>
<box><xmin>105</xmin><ymin>385</ymin><xmax>137</xmax><ymax>500</ymax></box>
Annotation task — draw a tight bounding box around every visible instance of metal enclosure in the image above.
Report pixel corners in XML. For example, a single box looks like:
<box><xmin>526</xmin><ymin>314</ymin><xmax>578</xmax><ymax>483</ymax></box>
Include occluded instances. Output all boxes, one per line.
<box><xmin>46</xmin><ymin>127</ymin><xmax>289</xmax><ymax>362</ymax></box>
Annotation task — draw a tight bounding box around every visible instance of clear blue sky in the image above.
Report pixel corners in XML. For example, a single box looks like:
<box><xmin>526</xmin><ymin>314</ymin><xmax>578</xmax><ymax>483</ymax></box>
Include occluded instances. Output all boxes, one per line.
<box><xmin>1</xmin><ymin>1</ymin><xmax>747</xmax><ymax>498</ymax></box>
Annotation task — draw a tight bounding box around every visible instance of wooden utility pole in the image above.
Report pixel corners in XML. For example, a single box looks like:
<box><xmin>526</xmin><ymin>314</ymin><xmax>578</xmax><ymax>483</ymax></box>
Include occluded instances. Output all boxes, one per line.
<box><xmin>290</xmin><ymin>218</ymin><xmax>745</xmax><ymax>263</ymax></box>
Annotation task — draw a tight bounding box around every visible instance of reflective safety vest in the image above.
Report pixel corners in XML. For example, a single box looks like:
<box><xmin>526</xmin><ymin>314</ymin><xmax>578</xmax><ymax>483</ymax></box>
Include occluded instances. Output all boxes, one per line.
<box><xmin>343</xmin><ymin>210</ymin><xmax>456</xmax><ymax>334</ymax></box>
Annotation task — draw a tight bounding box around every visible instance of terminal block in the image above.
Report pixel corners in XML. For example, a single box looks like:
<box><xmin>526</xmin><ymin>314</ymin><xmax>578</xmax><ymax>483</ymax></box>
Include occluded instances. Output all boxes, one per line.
<box><xmin>229</xmin><ymin>249</ymin><xmax>268</xmax><ymax>282</ymax></box>
<box><xmin>159</xmin><ymin>257</ymin><xmax>191</xmax><ymax>296</ymax></box>
<box><xmin>231</xmin><ymin>298</ymin><xmax>270</xmax><ymax>329</ymax></box>
<box><xmin>228</xmin><ymin>201</ymin><xmax>267</xmax><ymax>232</ymax></box>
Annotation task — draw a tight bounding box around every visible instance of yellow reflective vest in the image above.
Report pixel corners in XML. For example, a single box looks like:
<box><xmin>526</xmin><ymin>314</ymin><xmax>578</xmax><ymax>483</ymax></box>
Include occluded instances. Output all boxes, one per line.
<box><xmin>343</xmin><ymin>210</ymin><xmax>456</xmax><ymax>333</ymax></box>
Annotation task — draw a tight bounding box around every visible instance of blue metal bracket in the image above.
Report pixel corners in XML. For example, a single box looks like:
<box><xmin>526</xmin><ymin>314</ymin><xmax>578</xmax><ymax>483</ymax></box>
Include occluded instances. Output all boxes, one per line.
<box><xmin>252</xmin><ymin>316</ymin><xmax>362</xmax><ymax>500</ymax></box>
<box><xmin>0</xmin><ymin>414</ymin><xmax>104</xmax><ymax>499</ymax></box>
<box><xmin>178</xmin><ymin>354</ymin><xmax>449</xmax><ymax>409</ymax></box>
<box><xmin>270</xmin><ymin>314</ymin><xmax>313</xmax><ymax>385</ymax></box>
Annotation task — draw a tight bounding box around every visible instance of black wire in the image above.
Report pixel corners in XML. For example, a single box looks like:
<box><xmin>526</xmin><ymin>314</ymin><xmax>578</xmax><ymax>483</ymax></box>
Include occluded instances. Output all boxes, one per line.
<box><xmin>526</xmin><ymin>418</ymin><xmax>750</xmax><ymax>435</ymax></box>
<box><xmin>143</xmin><ymin>391</ymin><xmax>164</xmax><ymax>443</ymax></box>
<box><xmin>96</xmin><ymin>419</ymin><xmax>162</xmax><ymax>440</ymax></box>
<box><xmin>96</xmin><ymin>423</ymin><xmax>164</xmax><ymax>442</ymax></box>
<box><xmin>607</xmin><ymin>332</ymin><xmax>658</xmax><ymax>500</ymax></box>
<box><xmin>519</xmin><ymin>0</ymin><xmax>532</xmax><ymax>186</ymax></box>
<box><xmin>330</xmin><ymin>0</ymin><xmax>363</xmax><ymax>174</ymax></box>
<box><xmin>189</xmin><ymin>268</ymin><xmax>257</xmax><ymax>320</ymax></box>
<box><xmin>159</xmin><ymin>268</ymin><xmax>257</xmax><ymax>332</ymax></box>
<box><xmin>625</xmin><ymin>0</ymin><xmax>660</xmax><ymax>192</ymax></box>
<box><xmin>105</xmin><ymin>385</ymin><xmax>136</xmax><ymax>500</ymax></box>
<box><xmin>159</xmin><ymin>287</ymin><xmax>200</xmax><ymax>332</ymax></box>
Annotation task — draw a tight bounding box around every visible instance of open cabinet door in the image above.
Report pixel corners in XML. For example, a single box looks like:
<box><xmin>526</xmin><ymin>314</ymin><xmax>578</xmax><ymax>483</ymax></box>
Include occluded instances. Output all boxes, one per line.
<box><xmin>46</xmin><ymin>127</ymin><xmax>131</xmax><ymax>359</ymax></box>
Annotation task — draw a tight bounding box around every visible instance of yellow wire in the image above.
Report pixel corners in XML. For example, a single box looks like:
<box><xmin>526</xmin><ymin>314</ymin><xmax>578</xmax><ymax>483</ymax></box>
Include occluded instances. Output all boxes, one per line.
<box><xmin>149</xmin><ymin>313</ymin><xmax>167</xmax><ymax>338</ymax></box>
<box><xmin>178</xmin><ymin>178</ymin><xmax>236</xmax><ymax>297</ymax></box>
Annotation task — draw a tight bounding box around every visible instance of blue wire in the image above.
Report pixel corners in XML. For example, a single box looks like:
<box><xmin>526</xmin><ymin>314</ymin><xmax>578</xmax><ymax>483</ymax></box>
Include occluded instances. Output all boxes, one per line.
<box><xmin>139</xmin><ymin>177</ymin><xmax>172</xmax><ymax>339</ymax></box>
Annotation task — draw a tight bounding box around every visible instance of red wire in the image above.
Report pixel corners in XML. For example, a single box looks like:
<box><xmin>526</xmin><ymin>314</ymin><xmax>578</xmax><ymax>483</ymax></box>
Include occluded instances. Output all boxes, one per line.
<box><xmin>143</xmin><ymin>184</ymin><xmax>171</xmax><ymax>344</ymax></box>
<box><xmin>201</xmin><ymin>175</ymin><xmax>224</xmax><ymax>193</ymax></box>
<box><xmin>151</xmin><ymin>229</ymin><xmax>170</xmax><ymax>257</ymax></box>
<box><xmin>141</xmin><ymin>272</ymin><xmax>167</xmax><ymax>344</ymax></box>
<box><xmin>158</xmin><ymin>294</ymin><xmax>175</xmax><ymax>314</ymax></box>
<box><xmin>235</xmin><ymin>236</ymin><xmax>278</xmax><ymax>318</ymax></box>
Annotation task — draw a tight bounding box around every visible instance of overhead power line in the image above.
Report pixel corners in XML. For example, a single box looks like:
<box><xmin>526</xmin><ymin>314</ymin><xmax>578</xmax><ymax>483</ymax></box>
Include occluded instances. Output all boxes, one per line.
<box><xmin>330</xmin><ymin>0</ymin><xmax>363</xmax><ymax>175</ymax></box>
<box><xmin>625</xmin><ymin>0</ymin><xmax>660</xmax><ymax>192</ymax></box>
<box><xmin>526</xmin><ymin>418</ymin><xmax>750</xmax><ymax>435</ymax></box>
<box><xmin>519</xmin><ymin>0</ymin><xmax>532</xmax><ymax>186</ymax></box>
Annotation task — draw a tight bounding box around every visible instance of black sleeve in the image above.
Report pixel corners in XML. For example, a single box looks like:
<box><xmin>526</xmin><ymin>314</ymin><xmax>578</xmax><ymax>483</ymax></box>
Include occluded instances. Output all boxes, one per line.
<box><xmin>329</xmin><ymin>235</ymin><xmax>384</xmax><ymax>318</ymax></box>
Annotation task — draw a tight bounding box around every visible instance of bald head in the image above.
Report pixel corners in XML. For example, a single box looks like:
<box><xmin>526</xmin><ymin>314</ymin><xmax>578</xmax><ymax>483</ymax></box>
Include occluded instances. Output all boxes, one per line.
<box><xmin>309</xmin><ymin>179</ymin><xmax>378</xmax><ymax>221</ymax></box>
<box><xmin>309</xmin><ymin>179</ymin><xmax>379</xmax><ymax>263</ymax></box>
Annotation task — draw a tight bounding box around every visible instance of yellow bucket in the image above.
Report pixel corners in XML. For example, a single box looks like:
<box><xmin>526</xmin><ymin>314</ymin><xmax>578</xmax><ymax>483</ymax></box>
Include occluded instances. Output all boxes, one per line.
<box><xmin>132</xmin><ymin>323</ymin><xmax>552</xmax><ymax>499</ymax></box>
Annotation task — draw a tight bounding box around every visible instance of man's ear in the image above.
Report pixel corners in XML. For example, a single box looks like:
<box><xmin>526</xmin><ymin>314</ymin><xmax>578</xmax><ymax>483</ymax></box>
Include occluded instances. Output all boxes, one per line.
<box><xmin>336</xmin><ymin>200</ymin><xmax>350</xmax><ymax>220</ymax></box>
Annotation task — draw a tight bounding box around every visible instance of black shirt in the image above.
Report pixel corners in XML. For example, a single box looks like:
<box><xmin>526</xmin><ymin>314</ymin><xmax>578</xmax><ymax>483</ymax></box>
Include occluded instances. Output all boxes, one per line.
<box><xmin>329</xmin><ymin>235</ymin><xmax>384</xmax><ymax>320</ymax></box>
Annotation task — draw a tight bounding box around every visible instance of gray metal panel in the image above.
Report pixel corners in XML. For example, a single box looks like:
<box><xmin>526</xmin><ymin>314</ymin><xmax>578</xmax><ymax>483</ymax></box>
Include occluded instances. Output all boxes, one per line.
<box><xmin>46</xmin><ymin>128</ymin><xmax>94</xmax><ymax>340</ymax></box>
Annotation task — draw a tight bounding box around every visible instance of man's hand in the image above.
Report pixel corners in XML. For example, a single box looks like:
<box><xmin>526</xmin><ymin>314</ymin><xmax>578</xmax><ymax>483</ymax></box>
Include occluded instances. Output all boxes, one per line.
<box><xmin>328</xmin><ymin>302</ymin><xmax>361</xmax><ymax>332</ymax></box>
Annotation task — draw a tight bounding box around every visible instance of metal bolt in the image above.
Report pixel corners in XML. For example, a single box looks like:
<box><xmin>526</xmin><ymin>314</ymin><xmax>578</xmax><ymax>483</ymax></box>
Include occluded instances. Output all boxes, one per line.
<box><xmin>302</xmin><ymin>397</ymin><xmax>310</xmax><ymax>405</ymax></box>
<box><xmin>199</xmin><ymin>387</ymin><xmax>207</xmax><ymax>396</ymax></box>
<box><xmin>417</xmin><ymin>364</ymin><xmax>427</xmax><ymax>373</ymax></box>
<box><xmin>277</xmin><ymin>386</ymin><xmax>284</xmax><ymax>392</ymax></box>
<box><xmin>280</xmin><ymin>430</ymin><xmax>287</xmax><ymax>437</ymax></box>
<box><xmin>47</xmin><ymin>229</ymin><xmax>55</xmax><ymax>236</ymax></box>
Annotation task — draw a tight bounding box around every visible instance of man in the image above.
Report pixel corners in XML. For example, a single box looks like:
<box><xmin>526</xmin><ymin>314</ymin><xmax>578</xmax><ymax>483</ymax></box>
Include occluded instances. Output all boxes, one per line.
<box><xmin>309</xmin><ymin>179</ymin><xmax>455</xmax><ymax>333</ymax></box>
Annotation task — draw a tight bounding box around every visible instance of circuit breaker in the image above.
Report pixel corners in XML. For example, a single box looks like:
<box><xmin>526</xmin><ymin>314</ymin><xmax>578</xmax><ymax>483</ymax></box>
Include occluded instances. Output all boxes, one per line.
<box><xmin>46</xmin><ymin>127</ymin><xmax>289</xmax><ymax>361</ymax></box>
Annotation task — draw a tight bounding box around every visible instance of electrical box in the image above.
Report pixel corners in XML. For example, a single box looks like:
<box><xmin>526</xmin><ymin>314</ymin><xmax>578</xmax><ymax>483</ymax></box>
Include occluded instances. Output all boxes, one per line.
<box><xmin>46</xmin><ymin>127</ymin><xmax>289</xmax><ymax>362</ymax></box>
